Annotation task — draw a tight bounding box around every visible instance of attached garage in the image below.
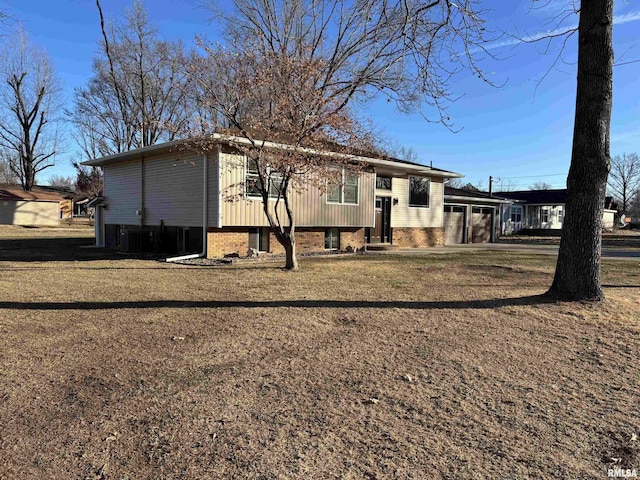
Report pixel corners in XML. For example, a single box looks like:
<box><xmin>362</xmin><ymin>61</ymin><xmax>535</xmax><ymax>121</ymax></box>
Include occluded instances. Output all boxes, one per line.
<box><xmin>443</xmin><ymin>204</ymin><xmax>466</xmax><ymax>244</ymax></box>
<box><xmin>444</xmin><ymin>186</ymin><xmax>511</xmax><ymax>244</ymax></box>
<box><xmin>471</xmin><ymin>207</ymin><xmax>493</xmax><ymax>243</ymax></box>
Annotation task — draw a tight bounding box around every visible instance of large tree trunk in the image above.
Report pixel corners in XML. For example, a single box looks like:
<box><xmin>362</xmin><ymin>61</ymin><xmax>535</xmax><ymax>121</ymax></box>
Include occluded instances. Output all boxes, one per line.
<box><xmin>283</xmin><ymin>235</ymin><xmax>299</xmax><ymax>271</ymax></box>
<box><xmin>548</xmin><ymin>0</ymin><xmax>613</xmax><ymax>301</ymax></box>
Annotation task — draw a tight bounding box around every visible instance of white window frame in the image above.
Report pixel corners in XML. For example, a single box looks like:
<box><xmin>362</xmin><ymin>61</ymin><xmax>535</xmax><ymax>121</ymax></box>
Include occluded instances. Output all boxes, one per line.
<box><xmin>326</xmin><ymin>168</ymin><xmax>359</xmax><ymax>205</ymax></box>
<box><xmin>324</xmin><ymin>228</ymin><xmax>340</xmax><ymax>250</ymax></box>
<box><xmin>245</xmin><ymin>157</ymin><xmax>284</xmax><ymax>201</ymax></box>
<box><xmin>510</xmin><ymin>205</ymin><xmax>523</xmax><ymax>223</ymax></box>
<box><xmin>408</xmin><ymin>176</ymin><xmax>430</xmax><ymax>208</ymax></box>
<box><xmin>541</xmin><ymin>207</ymin><xmax>550</xmax><ymax>224</ymax></box>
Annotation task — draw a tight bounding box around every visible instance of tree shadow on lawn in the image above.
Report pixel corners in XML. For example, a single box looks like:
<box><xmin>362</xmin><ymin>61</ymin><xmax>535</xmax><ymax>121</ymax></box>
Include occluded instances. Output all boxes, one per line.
<box><xmin>0</xmin><ymin>238</ymin><xmax>159</xmax><ymax>262</ymax></box>
<box><xmin>0</xmin><ymin>294</ymin><xmax>556</xmax><ymax>311</ymax></box>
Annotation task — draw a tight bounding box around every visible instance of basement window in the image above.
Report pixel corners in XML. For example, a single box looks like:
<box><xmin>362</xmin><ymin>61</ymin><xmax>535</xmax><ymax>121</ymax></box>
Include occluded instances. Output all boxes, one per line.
<box><xmin>324</xmin><ymin>228</ymin><xmax>340</xmax><ymax>250</ymax></box>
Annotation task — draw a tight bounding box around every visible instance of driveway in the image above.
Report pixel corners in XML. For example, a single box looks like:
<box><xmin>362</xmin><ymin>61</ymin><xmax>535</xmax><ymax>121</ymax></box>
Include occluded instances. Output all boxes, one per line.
<box><xmin>389</xmin><ymin>242</ymin><xmax>640</xmax><ymax>261</ymax></box>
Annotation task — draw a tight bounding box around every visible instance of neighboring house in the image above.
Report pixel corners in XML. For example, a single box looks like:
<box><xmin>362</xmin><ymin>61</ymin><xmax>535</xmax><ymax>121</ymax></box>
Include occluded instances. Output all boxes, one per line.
<box><xmin>0</xmin><ymin>185</ymin><xmax>74</xmax><ymax>227</ymax></box>
<box><xmin>603</xmin><ymin>197</ymin><xmax>619</xmax><ymax>229</ymax></box>
<box><xmin>497</xmin><ymin>189</ymin><xmax>618</xmax><ymax>234</ymax></box>
<box><xmin>82</xmin><ymin>136</ymin><xmax>463</xmax><ymax>257</ymax></box>
<box><xmin>443</xmin><ymin>187</ymin><xmax>511</xmax><ymax>244</ymax></box>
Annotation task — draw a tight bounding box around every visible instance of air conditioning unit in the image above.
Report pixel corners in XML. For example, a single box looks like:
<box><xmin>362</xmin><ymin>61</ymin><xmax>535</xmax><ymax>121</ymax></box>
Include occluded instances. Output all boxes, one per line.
<box><xmin>120</xmin><ymin>230</ymin><xmax>142</xmax><ymax>252</ymax></box>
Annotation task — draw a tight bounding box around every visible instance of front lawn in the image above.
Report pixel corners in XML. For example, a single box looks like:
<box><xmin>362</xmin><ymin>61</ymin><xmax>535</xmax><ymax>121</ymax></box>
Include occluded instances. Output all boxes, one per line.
<box><xmin>0</xmin><ymin>248</ymin><xmax>638</xmax><ymax>479</ymax></box>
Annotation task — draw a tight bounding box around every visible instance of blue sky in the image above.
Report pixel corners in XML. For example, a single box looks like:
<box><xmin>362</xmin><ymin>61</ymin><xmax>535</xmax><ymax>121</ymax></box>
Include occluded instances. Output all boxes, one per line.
<box><xmin>3</xmin><ymin>0</ymin><xmax>640</xmax><ymax>190</ymax></box>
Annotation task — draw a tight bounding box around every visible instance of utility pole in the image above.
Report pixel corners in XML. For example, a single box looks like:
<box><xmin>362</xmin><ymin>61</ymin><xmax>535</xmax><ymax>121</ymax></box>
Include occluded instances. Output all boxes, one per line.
<box><xmin>489</xmin><ymin>176</ymin><xmax>493</xmax><ymax>197</ymax></box>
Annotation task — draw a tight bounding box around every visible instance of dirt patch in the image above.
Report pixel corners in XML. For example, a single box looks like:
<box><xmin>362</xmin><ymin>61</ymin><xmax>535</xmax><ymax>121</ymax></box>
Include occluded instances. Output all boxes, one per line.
<box><xmin>0</xmin><ymin>245</ymin><xmax>638</xmax><ymax>478</ymax></box>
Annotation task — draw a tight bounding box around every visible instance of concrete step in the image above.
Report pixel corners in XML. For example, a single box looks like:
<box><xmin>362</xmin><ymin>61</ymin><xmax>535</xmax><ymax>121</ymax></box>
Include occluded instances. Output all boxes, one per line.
<box><xmin>365</xmin><ymin>243</ymin><xmax>399</xmax><ymax>251</ymax></box>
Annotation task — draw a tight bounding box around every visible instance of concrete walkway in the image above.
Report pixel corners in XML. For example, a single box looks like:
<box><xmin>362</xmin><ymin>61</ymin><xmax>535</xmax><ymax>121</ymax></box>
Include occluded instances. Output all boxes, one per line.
<box><xmin>384</xmin><ymin>242</ymin><xmax>640</xmax><ymax>261</ymax></box>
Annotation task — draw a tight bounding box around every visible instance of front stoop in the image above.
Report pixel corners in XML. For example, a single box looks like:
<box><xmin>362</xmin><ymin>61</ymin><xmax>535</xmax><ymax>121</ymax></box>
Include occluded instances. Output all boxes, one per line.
<box><xmin>365</xmin><ymin>243</ymin><xmax>399</xmax><ymax>251</ymax></box>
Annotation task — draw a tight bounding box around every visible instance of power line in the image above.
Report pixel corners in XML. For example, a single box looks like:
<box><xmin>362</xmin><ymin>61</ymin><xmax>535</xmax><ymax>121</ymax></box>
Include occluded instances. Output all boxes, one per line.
<box><xmin>495</xmin><ymin>173</ymin><xmax>567</xmax><ymax>180</ymax></box>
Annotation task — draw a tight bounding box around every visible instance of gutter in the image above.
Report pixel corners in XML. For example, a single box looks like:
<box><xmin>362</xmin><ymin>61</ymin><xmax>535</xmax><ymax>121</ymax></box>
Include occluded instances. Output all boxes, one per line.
<box><xmin>165</xmin><ymin>151</ymin><xmax>210</xmax><ymax>262</ymax></box>
<box><xmin>82</xmin><ymin>133</ymin><xmax>463</xmax><ymax>178</ymax></box>
<box><xmin>445</xmin><ymin>194</ymin><xmax>511</xmax><ymax>204</ymax></box>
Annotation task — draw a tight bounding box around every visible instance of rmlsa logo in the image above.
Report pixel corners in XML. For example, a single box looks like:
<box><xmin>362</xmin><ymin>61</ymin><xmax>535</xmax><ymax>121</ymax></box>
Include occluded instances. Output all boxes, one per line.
<box><xmin>608</xmin><ymin>468</ymin><xmax>638</xmax><ymax>478</ymax></box>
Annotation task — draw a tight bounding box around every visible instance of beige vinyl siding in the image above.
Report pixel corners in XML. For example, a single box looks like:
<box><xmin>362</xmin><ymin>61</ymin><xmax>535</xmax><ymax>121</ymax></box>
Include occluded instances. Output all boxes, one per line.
<box><xmin>390</xmin><ymin>176</ymin><xmax>444</xmax><ymax>228</ymax></box>
<box><xmin>143</xmin><ymin>154</ymin><xmax>204</xmax><ymax>227</ymax></box>
<box><xmin>104</xmin><ymin>152</ymin><xmax>220</xmax><ymax>227</ymax></box>
<box><xmin>220</xmin><ymin>152</ymin><xmax>374</xmax><ymax>227</ymax></box>
<box><xmin>0</xmin><ymin>200</ymin><xmax>59</xmax><ymax>226</ymax></box>
<box><xmin>104</xmin><ymin>159</ymin><xmax>142</xmax><ymax>225</ymax></box>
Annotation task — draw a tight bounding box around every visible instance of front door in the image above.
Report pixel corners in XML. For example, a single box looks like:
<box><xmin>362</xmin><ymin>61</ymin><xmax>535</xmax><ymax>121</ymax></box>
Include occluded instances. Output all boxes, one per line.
<box><xmin>370</xmin><ymin>197</ymin><xmax>391</xmax><ymax>243</ymax></box>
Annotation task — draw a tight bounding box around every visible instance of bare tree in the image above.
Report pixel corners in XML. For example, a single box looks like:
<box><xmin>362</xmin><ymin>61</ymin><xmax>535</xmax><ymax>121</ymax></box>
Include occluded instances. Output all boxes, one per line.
<box><xmin>73</xmin><ymin>162</ymin><xmax>104</xmax><ymax>198</ymax></box>
<box><xmin>0</xmin><ymin>158</ymin><xmax>18</xmax><ymax>183</ymax></box>
<box><xmin>447</xmin><ymin>178</ymin><xmax>463</xmax><ymax>189</ymax></box>
<box><xmin>208</xmin><ymin>0</ymin><xmax>494</xmax><ymax>126</ymax></box>
<box><xmin>628</xmin><ymin>192</ymin><xmax>640</xmax><ymax>219</ymax></box>
<box><xmin>607</xmin><ymin>153</ymin><xmax>640</xmax><ymax>214</ymax></box>
<box><xmin>69</xmin><ymin>0</ymin><xmax>192</xmax><ymax>159</ymax></box>
<box><xmin>189</xmin><ymin>45</ymin><xmax>374</xmax><ymax>270</ymax></box>
<box><xmin>0</xmin><ymin>29</ymin><xmax>63</xmax><ymax>191</ymax></box>
<box><xmin>48</xmin><ymin>174</ymin><xmax>75</xmax><ymax>189</ymax></box>
<box><xmin>191</xmin><ymin>0</ymin><xmax>493</xmax><ymax>269</ymax></box>
<box><xmin>549</xmin><ymin>0</ymin><xmax>613</xmax><ymax>301</ymax></box>
<box><xmin>529</xmin><ymin>181</ymin><xmax>553</xmax><ymax>190</ymax></box>
<box><xmin>495</xmin><ymin>178</ymin><xmax>517</xmax><ymax>192</ymax></box>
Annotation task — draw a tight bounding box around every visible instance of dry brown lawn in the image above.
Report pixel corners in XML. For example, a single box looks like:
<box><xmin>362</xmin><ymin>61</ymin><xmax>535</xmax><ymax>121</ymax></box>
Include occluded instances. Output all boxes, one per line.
<box><xmin>1</xmin><ymin>233</ymin><xmax>639</xmax><ymax>479</ymax></box>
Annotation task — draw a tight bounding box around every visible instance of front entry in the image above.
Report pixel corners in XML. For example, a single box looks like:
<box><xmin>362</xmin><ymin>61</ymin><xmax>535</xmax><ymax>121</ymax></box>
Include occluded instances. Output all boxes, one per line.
<box><xmin>370</xmin><ymin>196</ymin><xmax>391</xmax><ymax>243</ymax></box>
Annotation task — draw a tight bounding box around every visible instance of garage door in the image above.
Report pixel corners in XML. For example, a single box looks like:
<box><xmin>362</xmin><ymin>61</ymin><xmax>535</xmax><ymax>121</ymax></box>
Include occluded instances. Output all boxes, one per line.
<box><xmin>444</xmin><ymin>205</ymin><xmax>465</xmax><ymax>244</ymax></box>
<box><xmin>472</xmin><ymin>207</ymin><xmax>493</xmax><ymax>243</ymax></box>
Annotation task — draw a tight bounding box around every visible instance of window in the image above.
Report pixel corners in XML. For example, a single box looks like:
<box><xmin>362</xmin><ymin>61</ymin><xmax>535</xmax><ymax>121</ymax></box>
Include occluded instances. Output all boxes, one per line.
<box><xmin>445</xmin><ymin>205</ymin><xmax>465</xmax><ymax>213</ymax></box>
<box><xmin>249</xmin><ymin>227</ymin><xmax>270</xmax><ymax>252</ymax></box>
<box><xmin>245</xmin><ymin>158</ymin><xmax>262</xmax><ymax>197</ymax></box>
<box><xmin>541</xmin><ymin>207</ymin><xmax>549</xmax><ymax>224</ymax></box>
<box><xmin>325</xmin><ymin>228</ymin><xmax>340</xmax><ymax>250</ymax></box>
<box><xmin>409</xmin><ymin>176</ymin><xmax>430</xmax><ymax>207</ymax></box>
<box><xmin>557</xmin><ymin>207</ymin><xmax>563</xmax><ymax>223</ymax></box>
<box><xmin>510</xmin><ymin>205</ymin><xmax>522</xmax><ymax>223</ymax></box>
<box><xmin>472</xmin><ymin>207</ymin><xmax>493</xmax><ymax>214</ymax></box>
<box><xmin>245</xmin><ymin>158</ymin><xmax>284</xmax><ymax>199</ymax></box>
<box><xmin>344</xmin><ymin>172</ymin><xmax>358</xmax><ymax>204</ymax></box>
<box><xmin>326</xmin><ymin>169</ymin><xmax>359</xmax><ymax>205</ymax></box>
<box><xmin>376</xmin><ymin>175</ymin><xmax>392</xmax><ymax>190</ymax></box>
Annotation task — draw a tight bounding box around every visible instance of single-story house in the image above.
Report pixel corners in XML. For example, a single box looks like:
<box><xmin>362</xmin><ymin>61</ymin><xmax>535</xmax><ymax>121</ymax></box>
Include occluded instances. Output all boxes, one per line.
<box><xmin>496</xmin><ymin>189</ymin><xmax>618</xmax><ymax>235</ymax></box>
<box><xmin>0</xmin><ymin>185</ymin><xmax>74</xmax><ymax>226</ymax></box>
<box><xmin>443</xmin><ymin>186</ymin><xmax>511</xmax><ymax>244</ymax></box>
<box><xmin>82</xmin><ymin>135</ymin><xmax>464</xmax><ymax>257</ymax></box>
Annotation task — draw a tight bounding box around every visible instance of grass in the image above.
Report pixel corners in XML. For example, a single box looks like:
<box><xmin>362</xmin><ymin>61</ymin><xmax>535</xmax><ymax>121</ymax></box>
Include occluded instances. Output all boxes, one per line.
<box><xmin>0</xmin><ymin>228</ymin><xmax>639</xmax><ymax>479</ymax></box>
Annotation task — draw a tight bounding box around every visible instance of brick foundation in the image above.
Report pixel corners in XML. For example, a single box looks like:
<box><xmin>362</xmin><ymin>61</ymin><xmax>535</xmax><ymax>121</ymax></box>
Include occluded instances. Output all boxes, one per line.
<box><xmin>207</xmin><ymin>228</ymin><xmax>251</xmax><ymax>258</ymax></box>
<box><xmin>339</xmin><ymin>228</ymin><xmax>366</xmax><ymax>250</ymax></box>
<box><xmin>392</xmin><ymin>227</ymin><xmax>444</xmax><ymax>248</ymax></box>
<box><xmin>207</xmin><ymin>227</ymin><xmax>367</xmax><ymax>258</ymax></box>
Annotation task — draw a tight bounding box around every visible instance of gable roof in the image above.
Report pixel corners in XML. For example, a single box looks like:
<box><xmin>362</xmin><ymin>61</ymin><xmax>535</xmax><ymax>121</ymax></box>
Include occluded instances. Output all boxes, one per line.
<box><xmin>82</xmin><ymin>136</ymin><xmax>463</xmax><ymax>179</ymax></box>
<box><xmin>444</xmin><ymin>186</ymin><xmax>512</xmax><ymax>204</ymax></box>
<box><xmin>495</xmin><ymin>189</ymin><xmax>567</xmax><ymax>204</ymax></box>
<box><xmin>0</xmin><ymin>185</ymin><xmax>66</xmax><ymax>202</ymax></box>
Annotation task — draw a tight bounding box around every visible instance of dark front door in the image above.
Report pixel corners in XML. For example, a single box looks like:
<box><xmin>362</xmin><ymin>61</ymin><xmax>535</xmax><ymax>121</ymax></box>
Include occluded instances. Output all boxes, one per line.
<box><xmin>371</xmin><ymin>197</ymin><xmax>391</xmax><ymax>243</ymax></box>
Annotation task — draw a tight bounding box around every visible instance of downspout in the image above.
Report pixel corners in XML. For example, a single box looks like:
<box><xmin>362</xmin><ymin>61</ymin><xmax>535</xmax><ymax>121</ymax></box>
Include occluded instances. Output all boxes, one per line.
<box><xmin>140</xmin><ymin>157</ymin><xmax>145</xmax><ymax>227</ymax></box>
<box><xmin>166</xmin><ymin>151</ymin><xmax>210</xmax><ymax>262</ymax></box>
